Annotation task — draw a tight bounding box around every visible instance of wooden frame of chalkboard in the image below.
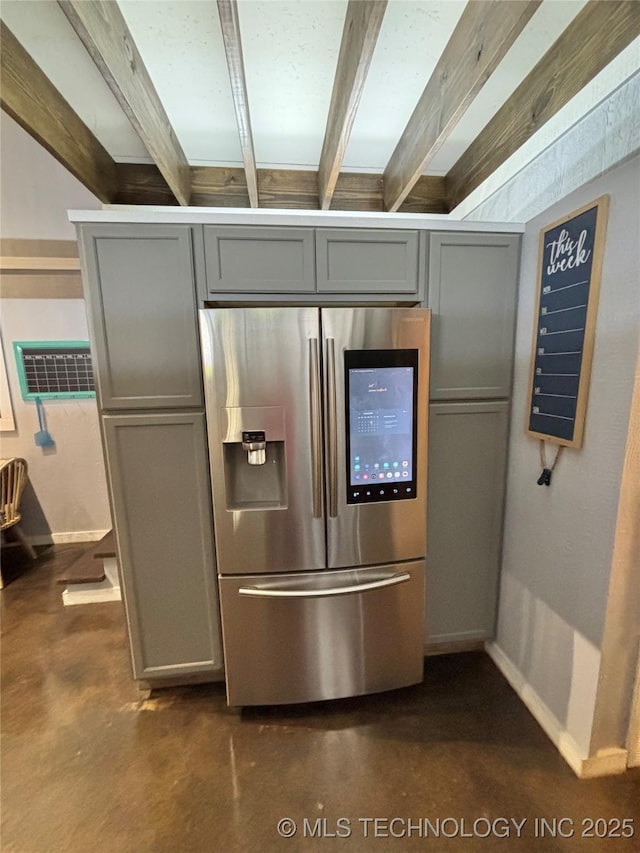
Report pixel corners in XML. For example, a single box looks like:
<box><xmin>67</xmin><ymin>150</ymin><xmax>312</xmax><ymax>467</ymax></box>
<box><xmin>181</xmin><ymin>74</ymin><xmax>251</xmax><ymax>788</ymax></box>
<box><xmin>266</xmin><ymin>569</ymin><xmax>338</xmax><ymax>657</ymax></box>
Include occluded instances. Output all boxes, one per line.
<box><xmin>526</xmin><ymin>195</ymin><xmax>609</xmax><ymax>448</ymax></box>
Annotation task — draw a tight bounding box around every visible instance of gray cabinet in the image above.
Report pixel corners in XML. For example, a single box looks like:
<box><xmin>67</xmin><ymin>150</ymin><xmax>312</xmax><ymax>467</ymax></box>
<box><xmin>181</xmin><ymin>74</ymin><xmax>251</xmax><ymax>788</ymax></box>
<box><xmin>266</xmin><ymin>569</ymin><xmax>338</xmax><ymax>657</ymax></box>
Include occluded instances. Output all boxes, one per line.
<box><xmin>426</xmin><ymin>401</ymin><xmax>509</xmax><ymax>645</ymax></box>
<box><xmin>103</xmin><ymin>412</ymin><xmax>222</xmax><ymax>679</ymax></box>
<box><xmin>203</xmin><ymin>226</ymin><xmax>315</xmax><ymax>293</ymax></box>
<box><xmin>79</xmin><ymin>224</ymin><xmax>203</xmax><ymax>410</ymax></box>
<box><xmin>79</xmin><ymin>223</ymin><xmax>222</xmax><ymax>684</ymax></box>
<box><xmin>425</xmin><ymin>233</ymin><xmax>518</xmax><ymax>648</ymax></box>
<box><xmin>76</xmin><ymin>218</ymin><xmax>521</xmax><ymax>675</ymax></box>
<box><xmin>201</xmin><ymin>226</ymin><xmax>422</xmax><ymax>300</ymax></box>
<box><xmin>428</xmin><ymin>233</ymin><xmax>519</xmax><ymax>400</ymax></box>
<box><xmin>316</xmin><ymin>229</ymin><xmax>420</xmax><ymax>294</ymax></box>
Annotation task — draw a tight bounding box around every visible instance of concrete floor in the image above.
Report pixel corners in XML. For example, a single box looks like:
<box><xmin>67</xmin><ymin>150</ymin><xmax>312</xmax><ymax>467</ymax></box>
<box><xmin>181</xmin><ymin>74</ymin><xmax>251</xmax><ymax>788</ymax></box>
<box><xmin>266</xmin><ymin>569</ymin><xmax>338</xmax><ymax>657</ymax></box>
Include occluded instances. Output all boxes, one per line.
<box><xmin>2</xmin><ymin>545</ymin><xmax>639</xmax><ymax>853</ymax></box>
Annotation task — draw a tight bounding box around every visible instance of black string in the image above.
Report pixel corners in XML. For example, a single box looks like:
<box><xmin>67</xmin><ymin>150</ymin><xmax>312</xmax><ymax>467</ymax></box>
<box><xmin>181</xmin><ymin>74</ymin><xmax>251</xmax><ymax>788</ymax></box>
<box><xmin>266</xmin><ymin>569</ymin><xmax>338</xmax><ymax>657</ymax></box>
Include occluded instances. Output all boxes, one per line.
<box><xmin>537</xmin><ymin>440</ymin><xmax>564</xmax><ymax>486</ymax></box>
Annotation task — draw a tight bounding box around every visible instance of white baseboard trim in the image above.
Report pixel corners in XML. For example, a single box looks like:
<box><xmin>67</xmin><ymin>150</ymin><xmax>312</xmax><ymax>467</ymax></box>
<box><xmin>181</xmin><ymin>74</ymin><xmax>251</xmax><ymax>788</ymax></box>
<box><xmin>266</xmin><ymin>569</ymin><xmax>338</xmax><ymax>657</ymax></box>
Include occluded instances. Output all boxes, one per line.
<box><xmin>426</xmin><ymin>629</ymin><xmax>489</xmax><ymax>645</ymax></box>
<box><xmin>62</xmin><ymin>557</ymin><xmax>121</xmax><ymax>606</ymax></box>
<box><xmin>485</xmin><ymin>642</ymin><xmax>628</xmax><ymax>778</ymax></box>
<box><xmin>425</xmin><ymin>638</ymin><xmax>486</xmax><ymax>656</ymax></box>
<box><xmin>62</xmin><ymin>584</ymin><xmax>122</xmax><ymax>606</ymax></box>
<box><xmin>30</xmin><ymin>529</ymin><xmax>111</xmax><ymax>546</ymax></box>
<box><xmin>580</xmin><ymin>748</ymin><xmax>629</xmax><ymax>778</ymax></box>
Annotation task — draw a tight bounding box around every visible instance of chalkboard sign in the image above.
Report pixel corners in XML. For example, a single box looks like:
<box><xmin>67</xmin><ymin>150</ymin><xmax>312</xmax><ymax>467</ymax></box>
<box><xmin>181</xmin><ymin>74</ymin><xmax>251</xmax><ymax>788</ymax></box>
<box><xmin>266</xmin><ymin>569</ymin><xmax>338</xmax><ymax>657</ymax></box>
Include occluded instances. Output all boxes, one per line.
<box><xmin>13</xmin><ymin>341</ymin><xmax>95</xmax><ymax>400</ymax></box>
<box><xmin>527</xmin><ymin>196</ymin><xmax>609</xmax><ymax>448</ymax></box>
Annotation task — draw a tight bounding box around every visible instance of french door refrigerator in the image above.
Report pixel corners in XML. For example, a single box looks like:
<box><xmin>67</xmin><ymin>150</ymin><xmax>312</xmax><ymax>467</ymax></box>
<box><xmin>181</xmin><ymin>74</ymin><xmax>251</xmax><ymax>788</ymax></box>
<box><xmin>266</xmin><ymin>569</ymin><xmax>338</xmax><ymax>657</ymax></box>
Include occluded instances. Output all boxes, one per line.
<box><xmin>199</xmin><ymin>307</ymin><xmax>430</xmax><ymax>705</ymax></box>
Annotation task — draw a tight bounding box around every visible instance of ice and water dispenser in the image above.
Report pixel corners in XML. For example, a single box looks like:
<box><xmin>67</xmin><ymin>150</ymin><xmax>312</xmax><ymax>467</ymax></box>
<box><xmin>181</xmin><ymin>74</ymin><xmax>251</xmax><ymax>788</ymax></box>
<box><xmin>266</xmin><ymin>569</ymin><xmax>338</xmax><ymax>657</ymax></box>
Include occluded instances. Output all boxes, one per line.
<box><xmin>221</xmin><ymin>406</ymin><xmax>287</xmax><ymax>510</ymax></box>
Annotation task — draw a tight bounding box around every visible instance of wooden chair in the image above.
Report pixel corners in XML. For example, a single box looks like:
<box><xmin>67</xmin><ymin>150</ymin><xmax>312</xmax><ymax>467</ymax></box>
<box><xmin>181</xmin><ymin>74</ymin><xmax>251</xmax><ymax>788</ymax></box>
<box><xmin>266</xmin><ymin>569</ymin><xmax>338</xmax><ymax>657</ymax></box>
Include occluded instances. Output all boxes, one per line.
<box><xmin>1</xmin><ymin>457</ymin><xmax>37</xmax><ymax>586</ymax></box>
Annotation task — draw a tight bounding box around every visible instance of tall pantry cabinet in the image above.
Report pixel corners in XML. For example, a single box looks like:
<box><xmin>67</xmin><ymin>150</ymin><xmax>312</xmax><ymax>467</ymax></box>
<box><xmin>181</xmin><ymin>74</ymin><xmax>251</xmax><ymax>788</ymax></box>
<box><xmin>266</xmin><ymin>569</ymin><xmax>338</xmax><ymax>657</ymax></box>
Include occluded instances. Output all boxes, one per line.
<box><xmin>425</xmin><ymin>233</ymin><xmax>519</xmax><ymax>646</ymax></box>
<box><xmin>78</xmin><ymin>224</ymin><xmax>223</xmax><ymax>681</ymax></box>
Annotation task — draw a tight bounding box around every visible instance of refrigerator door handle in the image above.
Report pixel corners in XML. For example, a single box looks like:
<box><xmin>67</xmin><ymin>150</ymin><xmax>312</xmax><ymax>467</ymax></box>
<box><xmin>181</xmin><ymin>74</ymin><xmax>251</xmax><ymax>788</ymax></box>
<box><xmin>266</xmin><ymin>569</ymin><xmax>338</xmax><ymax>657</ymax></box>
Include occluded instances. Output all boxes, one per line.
<box><xmin>238</xmin><ymin>572</ymin><xmax>411</xmax><ymax>599</ymax></box>
<box><xmin>326</xmin><ymin>337</ymin><xmax>338</xmax><ymax>518</ymax></box>
<box><xmin>309</xmin><ymin>337</ymin><xmax>323</xmax><ymax>518</ymax></box>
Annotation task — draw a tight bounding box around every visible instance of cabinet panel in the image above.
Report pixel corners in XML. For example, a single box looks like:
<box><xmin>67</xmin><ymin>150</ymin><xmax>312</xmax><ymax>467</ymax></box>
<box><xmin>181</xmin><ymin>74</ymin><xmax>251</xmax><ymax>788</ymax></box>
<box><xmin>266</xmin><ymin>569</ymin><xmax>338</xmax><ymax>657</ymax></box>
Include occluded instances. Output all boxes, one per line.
<box><xmin>204</xmin><ymin>226</ymin><xmax>315</xmax><ymax>292</ymax></box>
<box><xmin>426</xmin><ymin>401</ymin><xmax>509</xmax><ymax>645</ymax></box>
<box><xmin>79</xmin><ymin>224</ymin><xmax>202</xmax><ymax>409</ymax></box>
<box><xmin>103</xmin><ymin>412</ymin><xmax>222</xmax><ymax>679</ymax></box>
<box><xmin>428</xmin><ymin>233</ymin><xmax>519</xmax><ymax>399</ymax></box>
<box><xmin>316</xmin><ymin>229</ymin><xmax>419</xmax><ymax>293</ymax></box>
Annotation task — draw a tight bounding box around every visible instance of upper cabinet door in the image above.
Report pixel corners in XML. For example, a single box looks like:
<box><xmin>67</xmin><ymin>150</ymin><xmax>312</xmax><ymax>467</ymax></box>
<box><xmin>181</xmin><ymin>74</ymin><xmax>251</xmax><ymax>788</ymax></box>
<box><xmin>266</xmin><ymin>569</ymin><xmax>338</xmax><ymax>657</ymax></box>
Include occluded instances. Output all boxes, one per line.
<box><xmin>79</xmin><ymin>224</ymin><xmax>203</xmax><ymax>410</ymax></box>
<box><xmin>428</xmin><ymin>233</ymin><xmax>520</xmax><ymax>400</ymax></box>
<box><xmin>203</xmin><ymin>226</ymin><xmax>315</xmax><ymax>293</ymax></box>
<box><xmin>316</xmin><ymin>229</ymin><xmax>420</xmax><ymax>294</ymax></box>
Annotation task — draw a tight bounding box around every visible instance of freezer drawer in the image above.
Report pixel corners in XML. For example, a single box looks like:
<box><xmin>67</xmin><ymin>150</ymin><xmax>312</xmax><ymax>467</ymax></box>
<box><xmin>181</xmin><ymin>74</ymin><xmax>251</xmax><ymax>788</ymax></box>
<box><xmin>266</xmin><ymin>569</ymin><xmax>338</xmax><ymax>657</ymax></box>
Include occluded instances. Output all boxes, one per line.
<box><xmin>219</xmin><ymin>561</ymin><xmax>425</xmax><ymax>706</ymax></box>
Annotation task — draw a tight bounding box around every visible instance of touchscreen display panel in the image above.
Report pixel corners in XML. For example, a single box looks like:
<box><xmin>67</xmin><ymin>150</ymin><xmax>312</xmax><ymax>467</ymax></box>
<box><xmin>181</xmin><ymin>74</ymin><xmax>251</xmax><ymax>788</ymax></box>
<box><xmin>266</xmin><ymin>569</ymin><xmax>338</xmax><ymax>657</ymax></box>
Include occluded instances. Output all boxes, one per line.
<box><xmin>345</xmin><ymin>350</ymin><xmax>418</xmax><ymax>504</ymax></box>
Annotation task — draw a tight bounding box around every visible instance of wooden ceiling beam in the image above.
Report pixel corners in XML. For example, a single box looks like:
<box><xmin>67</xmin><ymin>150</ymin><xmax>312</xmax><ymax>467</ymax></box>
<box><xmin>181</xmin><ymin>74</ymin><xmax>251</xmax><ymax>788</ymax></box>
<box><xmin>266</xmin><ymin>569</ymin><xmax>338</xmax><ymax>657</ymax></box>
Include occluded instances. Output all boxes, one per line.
<box><xmin>58</xmin><ymin>0</ymin><xmax>191</xmax><ymax>205</ymax></box>
<box><xmin>446</xmin><ymin>0</ymin><xmax>640</xmax><ymax>210</ymax></box>
<box><xmin>0</xmin><ymin>21</ymin><xmax>118</xmax><ymax>203</ymax></box>
<box><xmin>318</xmin><ymin>0</ymin><xmax>388</xmax><ymax>210</ymax></box>
<box><xmin>217</xmin><ymin>0</ymin><xmax>258</xmax><ymax>208</ymax></box>
<box><xmin>114</xmin><ymin>164</ymin><xmax>447</xmax><ymax>213</ymax></box>
<box><xmin>383</xmin><ymin>0</ymin><xmax>542</xmax><ymax>212</ymax></box>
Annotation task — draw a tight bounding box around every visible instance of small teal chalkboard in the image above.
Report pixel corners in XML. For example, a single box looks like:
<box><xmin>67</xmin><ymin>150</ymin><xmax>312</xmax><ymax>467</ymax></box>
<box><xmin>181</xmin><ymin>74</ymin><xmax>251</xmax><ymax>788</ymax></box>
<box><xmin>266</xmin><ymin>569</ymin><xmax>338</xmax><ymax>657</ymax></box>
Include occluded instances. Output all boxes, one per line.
<box><xmin>13</xmin><ymin>341</ymin><xmax>95</xmax><ymax>400</ymax></box>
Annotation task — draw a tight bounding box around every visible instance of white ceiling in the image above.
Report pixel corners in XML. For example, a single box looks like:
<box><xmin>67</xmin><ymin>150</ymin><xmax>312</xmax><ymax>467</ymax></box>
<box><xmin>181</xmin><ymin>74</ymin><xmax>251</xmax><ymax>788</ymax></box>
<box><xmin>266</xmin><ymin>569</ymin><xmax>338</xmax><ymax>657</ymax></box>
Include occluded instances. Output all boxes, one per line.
<box><xmin>2</xmin><ymin>0</ymin><xmax>602</xmax><ymax>177</ymax></box>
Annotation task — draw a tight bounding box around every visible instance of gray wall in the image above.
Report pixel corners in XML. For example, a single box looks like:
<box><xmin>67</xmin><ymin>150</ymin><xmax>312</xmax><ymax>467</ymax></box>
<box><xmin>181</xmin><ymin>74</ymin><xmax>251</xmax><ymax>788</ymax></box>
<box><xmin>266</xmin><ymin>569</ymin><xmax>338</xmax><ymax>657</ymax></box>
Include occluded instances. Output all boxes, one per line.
<box><xmin>491</xmin><ymin>156</ymin><xmax>640</xmax><ymax>755</ymax></box>
<box><xmin>0</xmin><ymin>113</ymin><xmax>101</xmax><ymax>242</ymax></box>
<box><xmin>0</xmin><ymin>112</ymin><xmax>110</xmax><ymax>540</ymax></box>
<box><xmin>454</xmin><ymin>68</ymin><xmax>639</xmax><ymax>221</ymax></box>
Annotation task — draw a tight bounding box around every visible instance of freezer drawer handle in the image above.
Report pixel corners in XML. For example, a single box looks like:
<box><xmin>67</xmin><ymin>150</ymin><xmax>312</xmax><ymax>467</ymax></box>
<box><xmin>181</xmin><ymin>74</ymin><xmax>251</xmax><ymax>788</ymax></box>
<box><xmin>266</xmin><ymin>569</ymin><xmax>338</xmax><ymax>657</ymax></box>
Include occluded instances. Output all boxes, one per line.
<box><xmin>238</xmin><ymin>572</ymin><xmax>411</xmax><ymax>599</ymax></box>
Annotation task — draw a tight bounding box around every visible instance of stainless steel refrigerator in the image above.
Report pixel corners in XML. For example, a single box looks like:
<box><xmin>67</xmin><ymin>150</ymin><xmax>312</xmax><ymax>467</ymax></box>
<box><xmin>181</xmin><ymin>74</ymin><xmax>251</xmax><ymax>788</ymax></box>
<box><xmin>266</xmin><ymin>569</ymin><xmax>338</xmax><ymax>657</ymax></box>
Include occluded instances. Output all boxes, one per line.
<box><xmin>199</xmin><ymin>307</ymin><xmax>430</xmax><ymax>705</ymax></box>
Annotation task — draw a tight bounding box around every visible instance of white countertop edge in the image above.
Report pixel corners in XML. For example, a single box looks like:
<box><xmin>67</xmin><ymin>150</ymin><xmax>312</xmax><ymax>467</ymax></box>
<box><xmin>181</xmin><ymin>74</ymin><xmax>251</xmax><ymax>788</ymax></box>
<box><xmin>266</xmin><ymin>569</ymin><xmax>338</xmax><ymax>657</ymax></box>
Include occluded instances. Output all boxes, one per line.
<box><xmin>68</xmin><ymin>205</ymin><xmax>525</xmax><ymax>233</ymax></box>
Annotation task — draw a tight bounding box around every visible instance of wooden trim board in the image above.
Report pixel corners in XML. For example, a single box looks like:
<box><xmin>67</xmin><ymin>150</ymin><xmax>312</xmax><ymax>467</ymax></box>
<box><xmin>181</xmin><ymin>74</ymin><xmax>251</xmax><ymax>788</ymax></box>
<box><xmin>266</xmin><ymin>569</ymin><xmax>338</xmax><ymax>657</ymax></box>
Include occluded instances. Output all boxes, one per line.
<box><xmin>0</xmin><ymin>275</ymin><xmax>82</xmax><ymax>299</ymax></box>
<box><xmin>0</xmin><ymin>239</ymin><xmax>79</xmax><ymax>257</ymax></box>
<box><xmin>383</xmin><ymin>0</ymin><xmax>541</xmax><ymax>212</ymax></box>
<box><xmin>629</xmin><ymin>652</ymin><xmax>640</xmax><ymax>767</ymax></box>
<box><xmin>0</xmin><ymin>240</ymin><xmax>82</xmax><ymax>298</ymax></box>
<box><xmin>59</xmin><ymin>0</ymin><xmax>191</xmax><ymax>206</ymax></box>
<box><xmin>318</xmin><ymin>0</ymin><xmax>388</xmax><ymax>210</ymax></box>
<box><xmin>589</xmin><ymin>345</ymin><xmax>640</xmax><ymax>761</ymax></box>
<box><xmin>0</xmin><ymin>257</ymin><xmax>81</xmax><ymax>272</ymax></box>
<box><xmin>217</xmin><ymin>0</ymin><xmax>258</xmax><ymax>208</ymax></box>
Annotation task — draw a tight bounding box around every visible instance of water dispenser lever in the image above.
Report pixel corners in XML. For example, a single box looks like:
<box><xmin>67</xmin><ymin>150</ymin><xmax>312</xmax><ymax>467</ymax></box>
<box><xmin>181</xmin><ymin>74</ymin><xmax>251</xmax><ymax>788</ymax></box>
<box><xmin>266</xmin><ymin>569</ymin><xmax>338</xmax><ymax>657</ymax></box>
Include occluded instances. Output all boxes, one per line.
<box><xmin>242</xmin><ymin>431</ymin><xmax>267</xmax><ymax>466</ymax></box>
